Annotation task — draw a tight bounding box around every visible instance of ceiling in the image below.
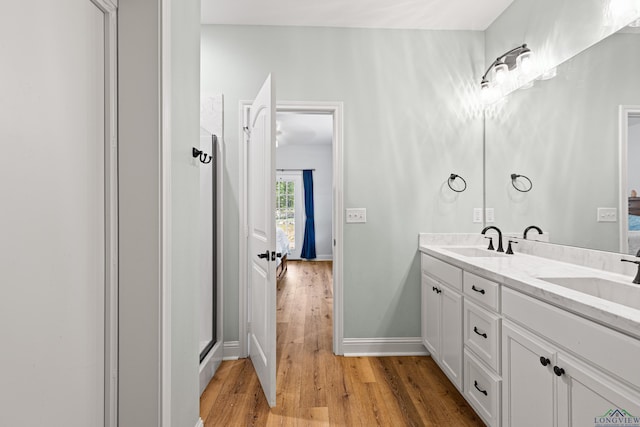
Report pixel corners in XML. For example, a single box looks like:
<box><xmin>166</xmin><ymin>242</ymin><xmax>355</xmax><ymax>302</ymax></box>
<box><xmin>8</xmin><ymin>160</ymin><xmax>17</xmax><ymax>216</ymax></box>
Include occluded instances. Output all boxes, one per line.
<box><xmin>276</xmin><ymin>112</ymin><xmax>333</xmax><ymax>147</ymax></box>
<box><xmin>201</xmin><ymin>0</ymin><xmax>514</xmax><ymax>31</ymax></box>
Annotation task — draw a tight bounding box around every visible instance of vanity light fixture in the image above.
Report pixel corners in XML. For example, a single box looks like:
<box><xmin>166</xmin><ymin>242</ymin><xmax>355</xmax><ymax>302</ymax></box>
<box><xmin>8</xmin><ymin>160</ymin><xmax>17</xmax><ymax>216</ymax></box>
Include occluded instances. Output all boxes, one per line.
<box><xmin>480</xmin><ymin>44</ymin><xmax>533</xmax><ymax>94</ymax></box>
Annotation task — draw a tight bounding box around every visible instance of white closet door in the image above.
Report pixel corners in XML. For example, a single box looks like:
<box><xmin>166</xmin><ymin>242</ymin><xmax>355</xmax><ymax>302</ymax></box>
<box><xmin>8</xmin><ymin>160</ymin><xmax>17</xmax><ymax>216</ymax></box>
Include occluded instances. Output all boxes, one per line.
<box><xmin>0</xmin><ymin>1</ymin><xmax>108</xmax><ymax>425</ymax></box>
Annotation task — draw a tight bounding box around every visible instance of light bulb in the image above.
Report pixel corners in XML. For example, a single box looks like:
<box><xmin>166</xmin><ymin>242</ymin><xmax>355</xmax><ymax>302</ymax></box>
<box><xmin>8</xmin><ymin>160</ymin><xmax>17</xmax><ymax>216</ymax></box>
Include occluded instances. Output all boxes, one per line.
<box><xmin>517</xmin><ymin>48</ymin><xmax>533</xmax><ymax>75</ymax></box>
<box><xmin>493</xmin><ymin>60</ymin><xmax>509</xmax><ymax>84</ymax></box>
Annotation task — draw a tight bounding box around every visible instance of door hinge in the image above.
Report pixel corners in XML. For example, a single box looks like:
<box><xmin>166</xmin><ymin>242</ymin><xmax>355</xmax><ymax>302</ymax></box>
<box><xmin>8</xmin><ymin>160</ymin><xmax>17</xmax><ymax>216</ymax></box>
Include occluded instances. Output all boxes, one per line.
<box><xmin>334</xmin><ymin>239</ymin><xmax>336</xmax><ymax>246</ymax></box>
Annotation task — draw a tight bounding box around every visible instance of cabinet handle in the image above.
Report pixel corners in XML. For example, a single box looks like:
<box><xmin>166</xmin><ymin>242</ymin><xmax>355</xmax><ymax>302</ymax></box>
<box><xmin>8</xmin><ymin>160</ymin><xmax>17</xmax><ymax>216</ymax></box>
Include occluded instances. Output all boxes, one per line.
<box><xmin>432</xmin><ymin>286</ymin><xmax>441</xmax><ymax>293</ymax></box>
<box><xmin>553</xmin><ymin>366</ymin><xmax>565</xmax><ymax>377</ymax></box>
<box><xmin>474</xmin><ymin>380</ymin><xmax>488</xmax><ymax>396</ymax></box>
<box><xmin>471</xmin><ymin>285</ymin><xmax>485</xmax><ymax>295</ymax></box>
<box><xmin>473</xmin><ymin>326</ymin><xmax>487</xmax><ymax>339</ymax></box>
<box><xmin>539</xmin><ymin>356</ymin><xmax>550</xmax><ymax>367</ymax></box>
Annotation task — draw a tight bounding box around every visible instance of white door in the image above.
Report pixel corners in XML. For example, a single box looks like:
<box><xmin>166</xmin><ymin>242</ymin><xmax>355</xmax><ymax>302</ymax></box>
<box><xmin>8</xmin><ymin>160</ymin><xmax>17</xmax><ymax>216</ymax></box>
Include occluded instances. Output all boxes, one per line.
<box><xmin>247</xmin><ymin>75</ymin><xmax>277</xmax><ymax>407</ymax></box>
<box><xmin>440</xmin><ymin>285</ymin><xmax>463</xmax><ymax>390</ymax></box>
<box><xmin>422</xmin><ymin>275</ymin><xmax>441</xmax><ymax>359</ymax></box>
<box><xmin>556</xmin><ymin>352</ymin><xmax>640</xmax><ymax>427</ymax></box>
<box><xmin>0</xmin><ymin>1</ymin><xmax>112</xmax><ymax>426</ymax></box>
<box><xmin>502</xmin><ymin>321</ymin><xmax>556</xmax><ymax>427</ymax></box>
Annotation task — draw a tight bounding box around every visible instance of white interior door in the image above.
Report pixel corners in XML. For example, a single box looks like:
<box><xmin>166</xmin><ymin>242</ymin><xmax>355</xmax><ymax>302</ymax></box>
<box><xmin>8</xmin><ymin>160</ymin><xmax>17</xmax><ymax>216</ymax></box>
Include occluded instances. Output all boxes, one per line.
<box><xmin>0</xmin><ymin>1</ymin><xmax>111</xmax><ymax>425</ymax></box>
<box><xmin>247</xmin><ymin>75</ymin><xmax>277</xmax><ymax>407</ymax></box>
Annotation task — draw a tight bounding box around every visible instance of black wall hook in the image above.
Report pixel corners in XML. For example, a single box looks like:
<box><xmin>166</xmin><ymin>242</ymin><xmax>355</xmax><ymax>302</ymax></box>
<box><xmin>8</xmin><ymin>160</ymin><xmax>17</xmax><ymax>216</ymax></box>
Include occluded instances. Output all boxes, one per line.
<box><xmin>192</xmin><ymin>147</ymin><xmax>212</xmax><ymax>164</ymax></box>
<box><xmin>511</xmin><ymin>173</ymin><xmax>532</xmax><ymax>192</ymax></box>
<box><xmin>448</xmin><ymin>173</ymin><xmax>467</xmax><ymax>193</ymax></box>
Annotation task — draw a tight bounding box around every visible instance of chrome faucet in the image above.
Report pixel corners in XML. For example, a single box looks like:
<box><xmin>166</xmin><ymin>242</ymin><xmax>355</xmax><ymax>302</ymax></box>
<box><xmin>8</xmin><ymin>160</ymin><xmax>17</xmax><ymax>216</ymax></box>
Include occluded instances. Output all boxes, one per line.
<box><xmin>481</xmin><ymin>226</ymin><xmax>504</xmax><ymax>252</ymax></box>
<box><xmin>523</xmin><ymin>225</ymin><xmax>543</xmax><ymax>240</ymax></box>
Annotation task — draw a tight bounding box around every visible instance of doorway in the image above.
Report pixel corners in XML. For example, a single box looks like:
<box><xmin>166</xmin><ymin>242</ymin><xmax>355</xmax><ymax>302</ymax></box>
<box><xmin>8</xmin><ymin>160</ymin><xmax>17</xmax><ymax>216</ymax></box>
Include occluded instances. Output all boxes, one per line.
<box><xmin>239</xmin><ymin>101</ymin><xmax>345</xmax><ymax>363</ymax></box>
<box><xmin>619</xmin><ymin>105</ymin><xmax>640</xmax><ymax>255</ymax></box>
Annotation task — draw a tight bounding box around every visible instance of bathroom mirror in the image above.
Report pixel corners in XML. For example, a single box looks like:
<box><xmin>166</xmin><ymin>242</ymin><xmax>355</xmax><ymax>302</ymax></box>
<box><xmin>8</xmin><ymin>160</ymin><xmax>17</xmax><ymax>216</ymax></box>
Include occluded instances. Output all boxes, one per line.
<box><xmin>484</xmin><ymin>24</ymin><xmax>640</xmax><ymax>254</ymax></box>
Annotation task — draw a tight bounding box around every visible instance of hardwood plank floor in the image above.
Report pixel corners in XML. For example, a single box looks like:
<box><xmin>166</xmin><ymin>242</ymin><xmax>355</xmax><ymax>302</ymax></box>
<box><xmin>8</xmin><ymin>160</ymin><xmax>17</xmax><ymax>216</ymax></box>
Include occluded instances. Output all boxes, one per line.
<box><xmin>200</xmin><ymin>261</ymin><xmax>485</xmax><ymax>426</ymax></box>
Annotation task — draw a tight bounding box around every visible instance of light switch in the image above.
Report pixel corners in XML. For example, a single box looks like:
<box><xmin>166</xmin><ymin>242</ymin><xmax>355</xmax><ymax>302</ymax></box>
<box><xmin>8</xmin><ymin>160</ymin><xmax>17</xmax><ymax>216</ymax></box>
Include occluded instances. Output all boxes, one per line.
<box><xmin>473</xmin><ymin>208</ymin><xmax>483</xmax><ymax>223</ymax></box>
<box><xmin>597</xmin><ymin>207</ymin><xmax>617</xmax><ymax>222</ymax></box>
<box><xmin>346</xmin><ymin>208</ymin><xmax>367</xmax><ymax>223</ymax></box>
<box><xmin>485</xmin><ymin>208</ymin><xmax>495</xmax><ymax>223</ymax></box>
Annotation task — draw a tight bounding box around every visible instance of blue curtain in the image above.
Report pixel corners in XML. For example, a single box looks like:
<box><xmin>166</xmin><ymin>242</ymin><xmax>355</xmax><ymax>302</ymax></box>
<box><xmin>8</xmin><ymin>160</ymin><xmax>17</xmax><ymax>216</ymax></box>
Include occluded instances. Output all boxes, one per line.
<box><xmin>300</xmin><ymin>170</ymin><xmax>316</xmax><ymax>259</ymax></box>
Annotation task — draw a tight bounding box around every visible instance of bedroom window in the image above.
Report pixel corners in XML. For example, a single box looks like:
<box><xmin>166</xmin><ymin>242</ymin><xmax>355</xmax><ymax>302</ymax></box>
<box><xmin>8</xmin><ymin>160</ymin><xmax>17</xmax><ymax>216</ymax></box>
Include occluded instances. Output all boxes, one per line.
<box><xmin>276</xmin><ymin>171</ymin><xmax>304</xmax><ymax>258</ymax></box>
<box><xmin>276</xmin><ymin>179</ymin><xmax>296</xmax><ymax>249</ymax></box>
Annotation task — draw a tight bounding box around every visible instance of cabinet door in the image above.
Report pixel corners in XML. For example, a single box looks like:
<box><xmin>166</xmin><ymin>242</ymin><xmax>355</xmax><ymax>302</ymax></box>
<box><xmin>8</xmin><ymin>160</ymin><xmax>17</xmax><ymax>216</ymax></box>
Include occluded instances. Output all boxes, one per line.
<box><xmin>422</xmin><ymin>274</ymin><xmax>441</xmax><ymax>359</ymax></box>
<box><xmin>440</xmin><ymin>284</ymin><xmax>463</xmax><ymax>390</ymax></box>
<box><xmin>556</xmin><ymin>353</ymin><xmax>640</xmax><ymax>427</ymax></box>
<box><xmin>502</xmin><ymin>321</ymin><xmax>556</xmax><ymax>427</ymax></box>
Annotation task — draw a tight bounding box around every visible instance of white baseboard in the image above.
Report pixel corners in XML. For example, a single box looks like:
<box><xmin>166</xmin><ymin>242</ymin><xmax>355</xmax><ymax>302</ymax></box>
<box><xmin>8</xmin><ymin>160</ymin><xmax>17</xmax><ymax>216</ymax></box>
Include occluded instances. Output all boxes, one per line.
<box><xmin>195</xmin><ymin>418</ymin><xmax>204</xmax><ymax>427</ymax></box>
<box><xmin>342</xmin><ymin>337</ymin><xmax>429</xmax><ymax>357</ymax></box>
<box><xmin>223</xmin><ymin>341</ymin><xmax>241</xmax><ymax>360</ymax></box>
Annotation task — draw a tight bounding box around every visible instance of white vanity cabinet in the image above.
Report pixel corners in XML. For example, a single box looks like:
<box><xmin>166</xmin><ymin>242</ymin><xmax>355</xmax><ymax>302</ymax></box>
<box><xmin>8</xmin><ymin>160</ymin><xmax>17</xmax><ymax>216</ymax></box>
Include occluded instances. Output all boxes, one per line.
<box><xmin>502</xmin><ymin>287</ymin><xmax>640</xmax><ymax>427</ymax></box>
<box><xmin>421</xmin><ymin>255</ymin><xmax>463</xmax><ymax>391</ymax></box>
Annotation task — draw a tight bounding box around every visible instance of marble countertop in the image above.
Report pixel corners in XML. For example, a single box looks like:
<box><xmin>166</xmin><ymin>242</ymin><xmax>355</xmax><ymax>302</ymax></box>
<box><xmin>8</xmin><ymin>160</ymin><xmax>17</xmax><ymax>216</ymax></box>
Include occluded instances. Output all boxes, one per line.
<box><xmin>419</xmin><ymin>244</ymin><xmax>640</xmax><ymax>340</ymax></box>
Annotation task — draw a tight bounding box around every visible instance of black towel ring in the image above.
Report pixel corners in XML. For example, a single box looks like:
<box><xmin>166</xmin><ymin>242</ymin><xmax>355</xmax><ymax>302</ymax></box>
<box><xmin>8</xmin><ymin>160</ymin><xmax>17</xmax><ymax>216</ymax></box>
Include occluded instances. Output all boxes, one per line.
<box><xmin>448</xmin><ymin>174</ymin><xmax>467</xmax><ymax>193</ymax></box>
<box><xmin>511</xmin><ymin>173</ymin><xmax>532</xmax><ymax>192</ymax></box>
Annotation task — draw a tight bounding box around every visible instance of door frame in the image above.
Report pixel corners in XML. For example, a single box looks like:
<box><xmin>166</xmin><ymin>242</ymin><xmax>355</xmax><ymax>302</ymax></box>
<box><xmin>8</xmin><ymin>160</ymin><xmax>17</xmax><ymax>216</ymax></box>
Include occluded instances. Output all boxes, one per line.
<box><xmin>239</xmin><ymin>101</ymin><xmax>345</xmax><ymax>357</ymax></box>
<box><xmin>90</xmin><ymin>0</ymin><xmax>119</xmax><ymax>425</ymax></box>
<box><xmin>618</xmin><ymin>105</ymin><xmax>640</xmax><ymax>254</ymax></box>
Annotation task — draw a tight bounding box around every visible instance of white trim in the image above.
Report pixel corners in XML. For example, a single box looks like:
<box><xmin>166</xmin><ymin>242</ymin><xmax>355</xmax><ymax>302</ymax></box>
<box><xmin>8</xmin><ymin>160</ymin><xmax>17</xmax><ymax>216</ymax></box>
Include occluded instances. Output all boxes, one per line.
<box><xmin>342</xmin><ymin>338</ymin><xmax>429</xmax><ymax>357</ymax></box>
<box><xmin>239</xmin><ymin>101</ymin><xmax>344</xmax><ymax>356</ymax></box>
<box><xmin>223</xmin><ymin>341</ymin><xmax>242</xmax><ymax>360</ymax></box>
<box><xmin>195</xmin><ymin>418</ymin><xmax>204</xmax><ymax>427</ymax></box>
<box><xmin>619</xmin><ymin>105</ymin><xmax>640</xmax><ymax>254</ymax></box>
<box><xmin>160</xmin><ymin>0</ymin><xmax>172</xmax><ymax>424</ymax></box>
<box><xmin>199</xmin><ymin>341</ymin><xmax>223</xmax><ymax>394</ymax></box>
<box><xmin>239</xmin><ymin>104</ymin><xmax>250</xmax><ymax>358</ymax></box>
<box><xmin>89</xmin><ymin>1</ymin><xmax>118</xmax><ymax>425</ymax></box>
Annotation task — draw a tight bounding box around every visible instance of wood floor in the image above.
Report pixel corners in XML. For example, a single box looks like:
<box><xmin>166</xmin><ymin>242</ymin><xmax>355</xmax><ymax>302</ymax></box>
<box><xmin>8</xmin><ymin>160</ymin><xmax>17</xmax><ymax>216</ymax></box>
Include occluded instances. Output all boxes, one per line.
<box><xmin>200</xmin><ymin>261</ymin><xmax>485</xmax><ymax>426</ymax></box>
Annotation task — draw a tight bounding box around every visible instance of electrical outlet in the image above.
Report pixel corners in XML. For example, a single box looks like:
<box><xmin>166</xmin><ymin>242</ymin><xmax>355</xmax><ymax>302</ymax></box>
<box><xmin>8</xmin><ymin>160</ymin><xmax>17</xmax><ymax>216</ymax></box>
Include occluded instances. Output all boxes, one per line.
<box><xmin>597</xmin><ymin>207</ymin><xmax>617</xmax><ymax>222</ymax></box>
<box><xmin>346</xmin><ymin>208</ymin><xmax>367</xmax><ymax>223</ymax></box>
<box><xmin>485</xmin><ymin>208</ymin><xmax>495</xmax><ymax>223</ymax></box>
<box><xmin>473</xmin><ymin>208</ymin><xmax>483</xmax><ymax>223</ymax></box>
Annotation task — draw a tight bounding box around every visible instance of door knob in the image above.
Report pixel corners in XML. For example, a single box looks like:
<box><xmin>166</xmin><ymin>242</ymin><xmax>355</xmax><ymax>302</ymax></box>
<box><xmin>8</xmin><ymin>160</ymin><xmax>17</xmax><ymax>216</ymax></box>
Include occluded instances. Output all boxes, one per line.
<box><xmin>539</xmin><ymin>356</ymin><xmax>550</xmax><ymax>367</ymax></box>
<box><xmin>553</xmin><ymin>366</ymin><xmax>565</xmax><ymax>377</ymax></box>
<box><xmin>257</xmin><ymin>251</ymin><xmax>269</xmax><ymax>259</ymax></box>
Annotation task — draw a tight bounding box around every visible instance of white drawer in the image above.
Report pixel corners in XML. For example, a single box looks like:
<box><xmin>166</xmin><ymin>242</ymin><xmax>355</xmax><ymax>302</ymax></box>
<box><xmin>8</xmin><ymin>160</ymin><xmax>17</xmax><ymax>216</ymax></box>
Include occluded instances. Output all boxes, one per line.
<box><xmin>421</xmin><ymin>254</ymin><xmax>462</xmax><ymax>291</ymax></box>
<box><xmin>464</xmin><ymin>349</ymin><xmax>501</xmax><ymax>427</ymax></box>
<box><xmin>463</xmin><ymin>271</ymin><xmax>499</xmax><ymax>311</ymax></box>
<box><xmin>502</xmin><ymin>287</ymin><xmax>640</xmax><ymax>390</ymax></box>
<box><xmin>464</xmin><ymin>299</ymin><xmax>501</xmax><ymax>373</ymax></box>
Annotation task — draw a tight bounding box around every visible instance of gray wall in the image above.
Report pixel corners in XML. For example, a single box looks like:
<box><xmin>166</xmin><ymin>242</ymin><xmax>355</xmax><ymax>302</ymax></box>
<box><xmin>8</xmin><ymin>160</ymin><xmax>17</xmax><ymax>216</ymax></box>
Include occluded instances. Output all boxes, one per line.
<box><xmin>170</xmin><ymin>0</ymin><xmax>201</xmax><ymax>426</ymax></box>
<box><xmin>201</xmin><ymin>25</ymin><xmax>485</xmax><ymax>340</ymax></box>
<box><xmin>276</xmin><ymin>144</ymin><xmax>333</xmax><ymax>259</ymax></box>
<box><xmin>119</xmin><ymin>0</ymin><xmax>162</xmax><ymax>423</ymax></box>
<box><xmin>119</xmin><ymin>0</ymin><xmax>200</xmax><ymax>425</ymax></box>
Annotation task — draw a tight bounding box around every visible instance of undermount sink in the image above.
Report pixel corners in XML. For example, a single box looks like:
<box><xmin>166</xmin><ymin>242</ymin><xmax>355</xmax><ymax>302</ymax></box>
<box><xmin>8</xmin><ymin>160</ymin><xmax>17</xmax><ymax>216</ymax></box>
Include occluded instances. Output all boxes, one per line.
<box><xmin>444</xmin><ymin>247</ymin><xmax>508</xmax><ymax>258</ymax></box>
<box><xmin>538</xmin><ymin>277</ymin><xmax>640</xmax><ymax>310</ymax></box>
